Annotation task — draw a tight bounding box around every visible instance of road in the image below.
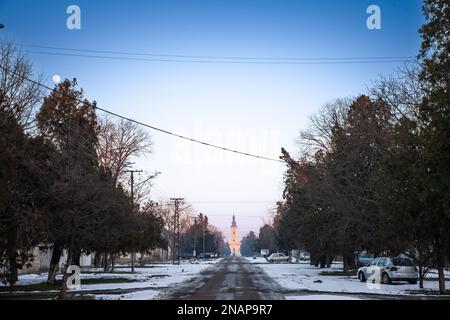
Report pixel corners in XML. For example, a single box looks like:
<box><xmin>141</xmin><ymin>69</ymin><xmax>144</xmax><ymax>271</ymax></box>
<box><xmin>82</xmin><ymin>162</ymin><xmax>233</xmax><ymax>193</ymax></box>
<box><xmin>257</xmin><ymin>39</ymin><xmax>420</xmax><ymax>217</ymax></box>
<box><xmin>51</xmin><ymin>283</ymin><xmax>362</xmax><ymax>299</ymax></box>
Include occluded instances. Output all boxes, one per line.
<box><xmin>1</xmin><ymin>256</ymin><xmax>448</xmax><ymax>300</ymax></box>
<box><xmin>160</xmin><ymin>256</ymin><xmax>285</xmax><ymax>300</ymax></box>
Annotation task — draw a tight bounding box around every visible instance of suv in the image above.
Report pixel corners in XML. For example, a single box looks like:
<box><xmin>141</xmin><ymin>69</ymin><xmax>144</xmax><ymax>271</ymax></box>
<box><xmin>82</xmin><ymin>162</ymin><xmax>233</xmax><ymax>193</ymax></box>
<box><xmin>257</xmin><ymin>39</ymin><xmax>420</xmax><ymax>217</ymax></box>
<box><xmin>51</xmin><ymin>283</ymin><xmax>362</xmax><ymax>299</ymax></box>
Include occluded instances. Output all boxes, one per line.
<box><xmin>197</xmin><ymin>252</ymin><xmax>213</xmax><ymax>259</ymax></box>
<box><xmin>358</xmin><ymin>257</ymin><xmax>418</xmax><ymax>284</ymax></box>
<box><xmin>355</xmin><ymin>251</ymin><xmax>374</xmax><ymax>267</ymax></box>
<box><xmin>266</xmin><ymin>253</ymin><xmax>290</xmax><ymax>263</ymax></box>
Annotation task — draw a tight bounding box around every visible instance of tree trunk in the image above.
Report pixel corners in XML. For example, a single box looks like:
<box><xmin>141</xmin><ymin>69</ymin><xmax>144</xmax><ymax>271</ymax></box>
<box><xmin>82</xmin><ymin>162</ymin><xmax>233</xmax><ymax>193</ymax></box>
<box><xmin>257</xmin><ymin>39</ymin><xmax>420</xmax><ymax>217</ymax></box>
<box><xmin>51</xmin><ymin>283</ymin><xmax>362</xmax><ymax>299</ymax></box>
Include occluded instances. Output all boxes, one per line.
<box><xmin>58</xmin><ymin>246</ymin><xmax>73</xmax><ymax>300</ymax></box>
<box><xmin>326</xmin><ymin>256</ymin><xmax>333</xmax><ymax>268</ymax></box>
<box><xmin>47</xmin><ymin>245</ymin><xmax>63</xmax><ymax>285</ymax></box>
<box><xmin>111</xmin><ymin>254</ymin><xmax>116</xmax><ymax>272</ymax></box>
<box><xmin>93</xmin><ymin>252</ymin><xmax>101</xmax><ymax>268</ymax></box>
<box><xmin>6</xmin><ymin>227</ymin><xmax>19</xmax><ymax>286</ymax></box>
<box><xmin>103</xmin><ymin>253</ymin><xmax>110</xmax><ymax>272</ymax></box>
<box><xmin>73</xmin><ymin>249</ymin><xmax>81</xmax><ymax>266</ymax></box>
<box><xmin>419</xmin><ymin>266</ymin><xmax>424</xmax><ymax>289</ymax></box>
<box><xmin>319</xmin><ymin>256</ymin><xmax>326</xmax><ymax>268</ymax></box>
<box><xmin>348</xmin><ymin>255</ymin><xmax>356</xmax><ymax>270</ymax></box>
<box><xmin>7</xmin><ymin>251</ymin><xmax>18</xmax><ymax>286</ymax></box>
<box><xmin>437</xmin><ymin>257</ymin><xmax>446</xmax><ymax>294</ymax></box>
<box><xmin>140</xmin><ymin>253</ymin><xmax>145</xmax><ymax>267</ymax></box>
<box><xmin>101</xmin><ymin>252</ymin><xmax>107</xmax><ymax>270</ymax></box>
<box><xmin>131</xmin><ymin>252</ymin><xmax>135</xmax><ymax>272</ymax></box>
<box><xmin>343</xmin><ymin>254</ymin><xmax>348</xmax><ymax>273</ymax></box>
<box><xmin>435</xmin><ymin>241</ymin><xmax>446</xmax><ymax>294</ymax></box>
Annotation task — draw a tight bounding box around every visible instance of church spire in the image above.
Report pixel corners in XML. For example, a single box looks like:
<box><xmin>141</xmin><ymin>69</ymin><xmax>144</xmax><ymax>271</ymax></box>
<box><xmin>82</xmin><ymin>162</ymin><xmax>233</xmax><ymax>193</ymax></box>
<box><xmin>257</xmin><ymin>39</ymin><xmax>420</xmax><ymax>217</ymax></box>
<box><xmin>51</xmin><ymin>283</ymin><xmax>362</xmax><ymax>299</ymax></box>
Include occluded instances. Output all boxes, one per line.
<box><xmin>229</xmin><ymin>214</ymin><xmax>240</xmax><ymax>256</ymax></box>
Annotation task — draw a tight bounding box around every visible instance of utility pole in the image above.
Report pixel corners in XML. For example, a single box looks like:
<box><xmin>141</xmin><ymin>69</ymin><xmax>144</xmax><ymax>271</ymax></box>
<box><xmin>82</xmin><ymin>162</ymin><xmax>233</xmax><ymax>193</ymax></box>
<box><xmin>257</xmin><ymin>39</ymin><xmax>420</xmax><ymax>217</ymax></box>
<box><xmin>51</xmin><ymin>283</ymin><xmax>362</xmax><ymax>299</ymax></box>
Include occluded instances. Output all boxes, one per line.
<box><xmin>170</xmin><ymin>198</ymin><xmax>184</xmax><ymax>265</ymax></box>
<box><xmin>202</xmin><ymin>222</ymin><xmax>206</xmax><ymax>260</ymax></box>
<box><xmin>124</xmin><ymin>169</ymin><xmax>143</xmax><ymax>272</ymax></box>
<box><xmin>193</xmin><ymin>217</ymin><xmax>197</xmax><ymax>258</ymax></box>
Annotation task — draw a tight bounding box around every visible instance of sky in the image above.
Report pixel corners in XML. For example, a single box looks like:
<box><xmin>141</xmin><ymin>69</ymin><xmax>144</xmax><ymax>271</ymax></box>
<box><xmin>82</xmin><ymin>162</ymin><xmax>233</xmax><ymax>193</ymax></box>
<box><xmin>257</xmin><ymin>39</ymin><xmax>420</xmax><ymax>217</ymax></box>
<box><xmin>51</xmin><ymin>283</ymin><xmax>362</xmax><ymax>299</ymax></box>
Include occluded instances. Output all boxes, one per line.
<box><xmin>0</xmin><ymin>0</ymin><xmax>424</xmax><ymax>241</ymax></box>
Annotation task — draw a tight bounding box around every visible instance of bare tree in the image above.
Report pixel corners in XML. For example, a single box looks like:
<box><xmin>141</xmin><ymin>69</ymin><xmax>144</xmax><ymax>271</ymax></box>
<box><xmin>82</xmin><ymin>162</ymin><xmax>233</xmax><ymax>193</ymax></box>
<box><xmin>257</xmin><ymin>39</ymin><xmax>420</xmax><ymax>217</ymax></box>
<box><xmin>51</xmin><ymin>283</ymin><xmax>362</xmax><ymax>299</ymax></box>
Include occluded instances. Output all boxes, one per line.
<box><xmin>97</xmin><ymin>116</ymin><xmax>152</xmax><ymax>185</ymax></box>
<box><xmin>298</xmin><ymin>98</ymin><xmax>351</xmax><ymax>158</ymax></box>
<box><xmin>133</xmin><ymin>171</ymin><xmax>161</xmax><ymax>207</ymax></box>
<box><xmin>369</xmin><ymin>63</ymin><xmax>424</xmax><ymax>121</ymax></box>
<box><xmin>0</xmin><ymin>41</ymin><xmax>44</xmax><ymax>129</ymax></box>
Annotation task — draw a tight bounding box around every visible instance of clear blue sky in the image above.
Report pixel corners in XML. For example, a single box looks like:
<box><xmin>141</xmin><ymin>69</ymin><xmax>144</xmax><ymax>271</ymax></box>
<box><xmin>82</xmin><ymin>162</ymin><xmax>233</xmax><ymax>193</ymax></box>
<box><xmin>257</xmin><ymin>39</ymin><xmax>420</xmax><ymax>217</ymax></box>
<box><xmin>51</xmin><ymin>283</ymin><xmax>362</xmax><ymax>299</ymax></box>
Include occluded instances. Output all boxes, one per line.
<box><xmin>0</xmin><ymin>0</ymin><xmax>424</xmax><ymax>240</ymax></box>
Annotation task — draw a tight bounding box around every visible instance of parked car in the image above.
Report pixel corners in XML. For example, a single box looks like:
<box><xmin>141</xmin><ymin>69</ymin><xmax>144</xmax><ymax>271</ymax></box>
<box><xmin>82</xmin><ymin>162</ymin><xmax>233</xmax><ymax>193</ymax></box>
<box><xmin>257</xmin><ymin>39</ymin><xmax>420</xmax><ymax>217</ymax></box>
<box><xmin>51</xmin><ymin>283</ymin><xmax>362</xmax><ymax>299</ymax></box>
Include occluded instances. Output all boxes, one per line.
<box><xmin>266</xmin><ymin>253</ymin><xmax>290</xmax><ymax>263</ymax></box>
<box><xmin>358</xmin><ymin>257</ymin><xmax>418</xmax><ymax>284</ymax></box>
<box><xmin>260</xmin><ymin>249</ymin><xmax>270</xmax><ymax>258</ymax></box>
<box><xmin>299</xmin><ymin>252</ymin><xmax>310</xmax><ymax>261</ymax></box>
<box><xmin>197</xmin><ymin>252</ymin><xmax>213</xmax><ymax>259</ymax></box>
<box><xmin>355</xmin><ymin>251</ymin><xmax>374</xmax><ymax>267</ymax></box>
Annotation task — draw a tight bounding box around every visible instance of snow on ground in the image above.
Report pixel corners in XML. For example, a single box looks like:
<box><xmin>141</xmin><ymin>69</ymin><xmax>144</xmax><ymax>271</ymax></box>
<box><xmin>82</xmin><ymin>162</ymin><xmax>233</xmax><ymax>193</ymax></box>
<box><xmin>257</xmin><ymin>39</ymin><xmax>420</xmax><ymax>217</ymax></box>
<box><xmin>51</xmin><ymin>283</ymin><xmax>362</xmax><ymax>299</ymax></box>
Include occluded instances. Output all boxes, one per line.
<box><xmin>96</xmin><ymin>289</ymin><xmax>161</xmax><ymax>300</ymax></box>
<box><xmin>245</xmin><ymin>257</ymin><xmax>450</xmax><ymax>296</ymax></box>
<box><xmin>84</xmin><ymin>260</ymin><xmax>221</xmax><ymax>292</ymax></box>
<box><xmin>2</xmin><ymin>258</ymin><xmax>222</xmax><ymax>300</ymax></box>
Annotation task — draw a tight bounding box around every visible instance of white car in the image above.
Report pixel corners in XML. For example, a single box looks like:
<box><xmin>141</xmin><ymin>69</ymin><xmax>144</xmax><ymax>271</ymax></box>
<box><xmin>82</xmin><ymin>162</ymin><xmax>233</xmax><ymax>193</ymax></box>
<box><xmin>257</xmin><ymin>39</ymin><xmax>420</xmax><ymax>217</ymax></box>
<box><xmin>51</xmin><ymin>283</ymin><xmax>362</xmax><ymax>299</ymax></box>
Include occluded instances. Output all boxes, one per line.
<box><xmin>357</xmin><ymin>257</ymin><xmax>418</xmax><ymax>284</ymax></box>
<box><xmin>266</xmin><ymin>253</ymin><xmax>290</xmax><ymax>263</ymax></box>
<box><xmin>299</xmin><ymin>252</ymin><xmax>310</xmax><ymax>261</ymax></box>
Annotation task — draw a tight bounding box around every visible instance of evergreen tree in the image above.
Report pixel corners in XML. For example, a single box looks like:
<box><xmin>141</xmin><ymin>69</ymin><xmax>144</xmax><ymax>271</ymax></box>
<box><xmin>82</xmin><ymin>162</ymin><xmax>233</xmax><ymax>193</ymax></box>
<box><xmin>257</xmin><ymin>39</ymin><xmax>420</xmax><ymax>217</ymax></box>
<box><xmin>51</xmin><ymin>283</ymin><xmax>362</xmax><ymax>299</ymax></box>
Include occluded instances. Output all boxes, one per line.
<box><xmin>418</xmin><ymin>0</ymin><xmax>450</xmax><ymax>293</ymax></box>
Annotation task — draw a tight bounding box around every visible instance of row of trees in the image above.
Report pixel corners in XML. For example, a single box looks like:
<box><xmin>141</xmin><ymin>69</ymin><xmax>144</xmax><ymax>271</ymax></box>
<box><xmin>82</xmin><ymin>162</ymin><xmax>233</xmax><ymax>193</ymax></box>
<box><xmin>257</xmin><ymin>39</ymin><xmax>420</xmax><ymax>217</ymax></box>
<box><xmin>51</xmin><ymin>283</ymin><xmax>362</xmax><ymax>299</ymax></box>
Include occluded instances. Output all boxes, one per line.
<box><xmin>0</xmin><ymin>42</ymin><xmax>166</xmax><ymax>298</ymax></box>
<box><xmin>179</xmin><ymin>213</ymin><xmax>231</xmax><ymax>257</ymax></box>
<box><xmin>275</xmin><ymin>0</ymin><xmax>449</xmax><ymax>293</ymax></box>
<box><xmin>240</xmin><ymin>224</ymin><xmax>278</xmax><ymax>257</ymax></box>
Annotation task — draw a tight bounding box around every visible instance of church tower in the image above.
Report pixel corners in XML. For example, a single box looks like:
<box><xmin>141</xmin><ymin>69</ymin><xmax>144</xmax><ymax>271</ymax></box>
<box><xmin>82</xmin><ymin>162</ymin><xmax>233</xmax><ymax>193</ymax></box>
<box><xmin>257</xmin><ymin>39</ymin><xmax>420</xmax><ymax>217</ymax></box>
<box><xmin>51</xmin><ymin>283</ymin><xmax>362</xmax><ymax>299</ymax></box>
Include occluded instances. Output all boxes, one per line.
<box><xmin>228</xmin><ymin>214</ymin><xmax>241</xmax><ymax>256</ymax></box>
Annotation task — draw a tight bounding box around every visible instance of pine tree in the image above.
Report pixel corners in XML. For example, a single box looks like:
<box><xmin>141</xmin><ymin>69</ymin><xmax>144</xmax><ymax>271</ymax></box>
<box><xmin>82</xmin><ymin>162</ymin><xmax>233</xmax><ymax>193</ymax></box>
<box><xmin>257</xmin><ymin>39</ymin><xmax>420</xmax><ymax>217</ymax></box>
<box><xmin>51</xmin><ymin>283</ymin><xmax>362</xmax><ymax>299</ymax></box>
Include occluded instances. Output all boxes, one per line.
<box><xmin>418</xmin><ymin>0</ymin><xmax>450</xmax><ymax>294</ymax></box>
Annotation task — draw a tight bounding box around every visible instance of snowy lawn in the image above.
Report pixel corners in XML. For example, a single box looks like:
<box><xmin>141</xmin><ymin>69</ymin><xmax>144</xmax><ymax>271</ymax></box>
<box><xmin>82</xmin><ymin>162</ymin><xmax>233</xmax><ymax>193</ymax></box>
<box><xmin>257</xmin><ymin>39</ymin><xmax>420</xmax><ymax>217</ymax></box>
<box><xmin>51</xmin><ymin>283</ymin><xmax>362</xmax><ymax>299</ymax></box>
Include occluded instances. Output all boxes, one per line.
<box><xmin>1</xmin><ymin>258</ymin><xmax>222</xmax><ymax>300</ymax></box>
<box><xmin>245</xmin><ymin>257</ymin><xmax>450</xmax><ymax>296</ymax></box>
<box><xmin>96</xmin><ymin>289</ymin><xmax>161</xmax><ymax>300</ymax></box>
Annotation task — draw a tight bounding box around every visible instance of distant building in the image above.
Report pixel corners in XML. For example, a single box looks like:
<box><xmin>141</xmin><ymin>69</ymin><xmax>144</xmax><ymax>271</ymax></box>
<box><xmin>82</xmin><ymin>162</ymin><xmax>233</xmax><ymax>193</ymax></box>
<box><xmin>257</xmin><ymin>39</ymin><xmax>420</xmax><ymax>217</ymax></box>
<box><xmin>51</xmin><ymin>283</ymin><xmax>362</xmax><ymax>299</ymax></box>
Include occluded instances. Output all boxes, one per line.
<box><xmin>228</xmin><ymin>214</ymin><xmax>241</xmax><ymax>256</ymax></box>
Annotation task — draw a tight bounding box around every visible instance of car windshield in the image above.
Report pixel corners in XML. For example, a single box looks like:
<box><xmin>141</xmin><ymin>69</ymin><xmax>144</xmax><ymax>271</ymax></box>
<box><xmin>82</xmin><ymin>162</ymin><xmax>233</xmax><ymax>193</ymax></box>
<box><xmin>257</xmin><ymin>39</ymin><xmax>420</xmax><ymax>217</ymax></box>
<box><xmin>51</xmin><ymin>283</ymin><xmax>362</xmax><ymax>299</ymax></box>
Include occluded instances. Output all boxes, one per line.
<box><xmin>392</xmin><ymin>258</ymin><xmax>414</xmax><ymax>266</ymax></box>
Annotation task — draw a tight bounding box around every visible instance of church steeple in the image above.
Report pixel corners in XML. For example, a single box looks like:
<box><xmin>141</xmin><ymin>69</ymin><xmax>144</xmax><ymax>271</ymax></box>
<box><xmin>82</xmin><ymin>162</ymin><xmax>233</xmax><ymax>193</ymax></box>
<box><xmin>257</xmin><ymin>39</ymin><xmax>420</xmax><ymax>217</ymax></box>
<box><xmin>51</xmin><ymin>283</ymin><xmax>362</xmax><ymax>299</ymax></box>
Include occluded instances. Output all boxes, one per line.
<box><xmin>228</xmin><ymin>214</ymin><xmax>240</xmax><ymax>256</ymax></box>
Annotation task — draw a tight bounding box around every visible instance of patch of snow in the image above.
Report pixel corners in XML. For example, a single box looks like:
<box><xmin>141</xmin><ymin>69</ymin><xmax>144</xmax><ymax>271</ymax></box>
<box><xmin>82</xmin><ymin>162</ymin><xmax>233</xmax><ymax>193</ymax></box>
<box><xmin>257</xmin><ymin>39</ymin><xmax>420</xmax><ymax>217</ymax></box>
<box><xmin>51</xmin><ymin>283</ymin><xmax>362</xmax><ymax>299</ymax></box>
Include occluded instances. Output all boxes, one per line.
<box><xmin>96</xmin><ymin>289</ymin><xmax>160</xmax><ymax>300</ymax></box>
<box><xmin>245</xmin><ymin>257</ymin><xmax>269</xmax><ymax>264</ymax></box>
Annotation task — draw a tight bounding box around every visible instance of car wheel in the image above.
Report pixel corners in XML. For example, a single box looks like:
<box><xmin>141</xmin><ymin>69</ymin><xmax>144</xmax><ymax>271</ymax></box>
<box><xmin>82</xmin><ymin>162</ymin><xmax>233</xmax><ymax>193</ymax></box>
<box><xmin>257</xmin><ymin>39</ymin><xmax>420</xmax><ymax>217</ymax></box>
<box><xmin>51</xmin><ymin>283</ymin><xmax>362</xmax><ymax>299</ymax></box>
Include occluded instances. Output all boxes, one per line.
<box><xmin>269</xmin><ymin>259</ymin><xmax>274</xmax><ymax>263</ymax></box>
<box><xmin>408</xmin><ymin>280</ymin><xmax>417</xmax><ymax>285</ymax></box>
<box><xmin>358</xmin><ymin>272</ymin><xmax>366</xmax><ymax>282</ymax></box>
<box><xmin>382</xmin><ymin>273</ymin><xmax>391</xmax><ymax>285</ymax></box>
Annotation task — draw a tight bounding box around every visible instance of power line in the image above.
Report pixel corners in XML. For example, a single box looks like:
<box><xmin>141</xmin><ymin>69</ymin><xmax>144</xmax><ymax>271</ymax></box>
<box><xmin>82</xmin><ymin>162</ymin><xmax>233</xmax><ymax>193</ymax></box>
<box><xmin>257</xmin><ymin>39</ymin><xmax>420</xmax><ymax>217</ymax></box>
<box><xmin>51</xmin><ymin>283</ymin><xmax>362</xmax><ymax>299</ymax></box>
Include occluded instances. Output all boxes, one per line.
<box><xmin>0</xmin><ymin>65</ymin><xmax>284</xmax><ymax>163</ymax></box>
<box><xmin>24</xmin><ymin>50</ymin><xmax>412</xmax><ymax>65</ymax></box>
<box><xmin>21</xmin><ymin>44</ymin><xmax>414</xmax><ymax>61</ymax></box>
